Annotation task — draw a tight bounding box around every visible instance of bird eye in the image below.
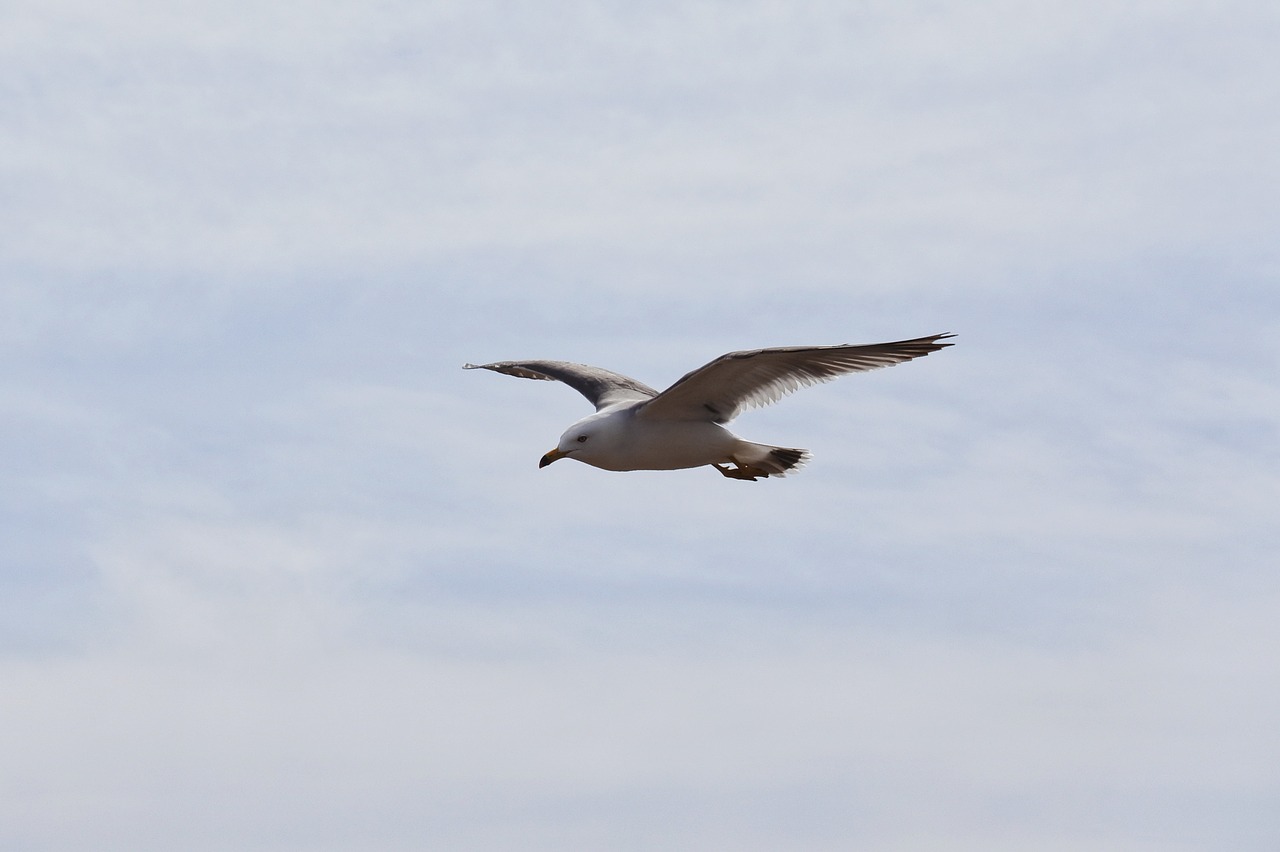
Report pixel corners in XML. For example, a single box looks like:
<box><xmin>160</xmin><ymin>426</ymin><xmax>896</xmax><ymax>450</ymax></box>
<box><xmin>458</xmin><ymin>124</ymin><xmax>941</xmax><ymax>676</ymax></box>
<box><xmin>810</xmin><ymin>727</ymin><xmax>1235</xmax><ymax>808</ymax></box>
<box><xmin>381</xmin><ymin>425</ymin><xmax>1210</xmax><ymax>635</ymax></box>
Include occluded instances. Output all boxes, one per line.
<box><xmin>576</xmin><ymin>435</ymin><xmax>588</xmax><ymax>443</ymax></box>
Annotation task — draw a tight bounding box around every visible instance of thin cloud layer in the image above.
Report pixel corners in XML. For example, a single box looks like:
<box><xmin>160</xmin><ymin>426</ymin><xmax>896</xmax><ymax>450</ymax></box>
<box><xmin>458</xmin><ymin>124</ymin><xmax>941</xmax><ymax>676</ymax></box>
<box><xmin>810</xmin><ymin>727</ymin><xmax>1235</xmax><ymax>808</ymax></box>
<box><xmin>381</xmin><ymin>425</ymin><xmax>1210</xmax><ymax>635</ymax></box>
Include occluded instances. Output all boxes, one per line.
<box><xmin>3</xmin><ymin>2</ymin><xmax>1279</xmax><ymax>850</ymax></box>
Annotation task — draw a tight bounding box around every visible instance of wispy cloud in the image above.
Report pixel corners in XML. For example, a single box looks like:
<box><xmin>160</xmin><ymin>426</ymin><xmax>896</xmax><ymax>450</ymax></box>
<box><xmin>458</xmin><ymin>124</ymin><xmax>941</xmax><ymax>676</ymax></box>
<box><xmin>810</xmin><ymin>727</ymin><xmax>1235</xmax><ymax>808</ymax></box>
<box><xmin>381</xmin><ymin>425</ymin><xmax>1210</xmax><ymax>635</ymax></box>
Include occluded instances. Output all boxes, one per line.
<box><xmin>2</xmin><ymin>1</ymin><xmax>1278</xmax><ymax>850</ymax></box>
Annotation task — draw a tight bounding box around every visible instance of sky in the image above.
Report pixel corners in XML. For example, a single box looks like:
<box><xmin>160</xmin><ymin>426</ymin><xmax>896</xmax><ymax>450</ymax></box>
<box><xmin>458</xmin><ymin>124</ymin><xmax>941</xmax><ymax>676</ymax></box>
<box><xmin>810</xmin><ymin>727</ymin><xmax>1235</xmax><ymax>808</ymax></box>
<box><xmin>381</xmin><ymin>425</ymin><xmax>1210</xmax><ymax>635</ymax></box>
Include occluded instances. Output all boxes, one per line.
<box><xmin>3</xmin><ymin>1</ymin><xmax>1279</xmax><ymax>849</ymax></box>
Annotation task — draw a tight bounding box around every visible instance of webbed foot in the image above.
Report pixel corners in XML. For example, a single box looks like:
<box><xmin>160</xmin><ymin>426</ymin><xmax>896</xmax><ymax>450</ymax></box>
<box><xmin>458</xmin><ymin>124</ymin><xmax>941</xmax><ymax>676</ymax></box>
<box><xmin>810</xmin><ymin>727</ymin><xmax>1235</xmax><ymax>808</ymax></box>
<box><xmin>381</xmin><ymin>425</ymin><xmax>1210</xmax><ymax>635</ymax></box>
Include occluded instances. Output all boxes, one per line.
<box><xmin>712</xmin><ymin>463</ymin><xmax>769</xmax><ymax>481</ymax></box>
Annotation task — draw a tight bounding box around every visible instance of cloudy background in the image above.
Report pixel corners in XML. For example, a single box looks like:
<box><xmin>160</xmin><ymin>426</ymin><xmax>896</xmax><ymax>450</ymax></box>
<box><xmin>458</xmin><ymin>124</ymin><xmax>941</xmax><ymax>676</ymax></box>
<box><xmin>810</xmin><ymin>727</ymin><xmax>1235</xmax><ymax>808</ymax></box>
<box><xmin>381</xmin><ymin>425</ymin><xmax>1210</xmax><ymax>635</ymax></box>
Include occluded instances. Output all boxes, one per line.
<box><xmin>4</xmin><ymin>1</ymin><xmax>1279</xmax><ymax>849</ymax></box>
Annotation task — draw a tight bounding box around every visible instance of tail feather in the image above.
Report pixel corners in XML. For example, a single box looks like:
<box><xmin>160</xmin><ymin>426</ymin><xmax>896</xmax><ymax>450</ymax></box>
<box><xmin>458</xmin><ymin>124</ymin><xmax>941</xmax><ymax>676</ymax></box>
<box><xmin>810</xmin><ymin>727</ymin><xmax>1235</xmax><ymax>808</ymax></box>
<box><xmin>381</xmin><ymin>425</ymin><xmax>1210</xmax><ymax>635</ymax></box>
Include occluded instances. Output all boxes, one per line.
<box><xmin>766</xmin><ymin>446</ymin><xmax>810</xmax><ymax>475</ymax></box>
<box><xmin>733</xmin><ymin>442</ymin><xmax>812</xmax><ymax>477</ymax></box>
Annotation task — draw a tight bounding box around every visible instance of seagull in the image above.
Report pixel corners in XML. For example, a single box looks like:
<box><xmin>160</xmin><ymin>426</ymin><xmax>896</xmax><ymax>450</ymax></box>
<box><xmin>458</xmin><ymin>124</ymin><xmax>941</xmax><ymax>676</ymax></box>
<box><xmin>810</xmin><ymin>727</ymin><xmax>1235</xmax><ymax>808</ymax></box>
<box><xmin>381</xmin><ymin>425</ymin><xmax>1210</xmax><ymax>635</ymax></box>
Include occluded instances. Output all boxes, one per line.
<box><xmin>464</xmin><ymin>333</ymin><xmax>954</xmax><ymax>480</ymax></box>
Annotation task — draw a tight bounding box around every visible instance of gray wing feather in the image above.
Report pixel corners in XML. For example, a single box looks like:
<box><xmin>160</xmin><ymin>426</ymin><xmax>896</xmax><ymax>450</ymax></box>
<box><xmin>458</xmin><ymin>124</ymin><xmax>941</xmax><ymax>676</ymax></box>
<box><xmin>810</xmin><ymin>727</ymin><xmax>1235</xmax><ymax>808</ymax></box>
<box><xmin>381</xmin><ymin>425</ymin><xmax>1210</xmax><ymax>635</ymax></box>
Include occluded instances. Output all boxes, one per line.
<box><xmin>636</xmin><ymin>333</ymin><xmax>955</xmax><ymax>422</ymax></box>
<box><xmin>463</xmin><ymin>359</ymin><xmax>659</xmax><ymax>411</ymax></box>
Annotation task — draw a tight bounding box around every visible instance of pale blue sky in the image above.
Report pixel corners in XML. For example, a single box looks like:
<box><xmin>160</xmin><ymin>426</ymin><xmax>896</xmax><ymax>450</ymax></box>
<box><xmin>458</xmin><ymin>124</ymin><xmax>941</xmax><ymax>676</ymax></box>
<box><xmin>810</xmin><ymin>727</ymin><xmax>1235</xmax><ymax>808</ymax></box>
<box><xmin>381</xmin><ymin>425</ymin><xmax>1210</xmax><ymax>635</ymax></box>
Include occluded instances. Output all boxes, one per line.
<box><xmin>3</xmin><ymin>2</ymin><xmax>1279</xmax><ymax>850</ymax></box>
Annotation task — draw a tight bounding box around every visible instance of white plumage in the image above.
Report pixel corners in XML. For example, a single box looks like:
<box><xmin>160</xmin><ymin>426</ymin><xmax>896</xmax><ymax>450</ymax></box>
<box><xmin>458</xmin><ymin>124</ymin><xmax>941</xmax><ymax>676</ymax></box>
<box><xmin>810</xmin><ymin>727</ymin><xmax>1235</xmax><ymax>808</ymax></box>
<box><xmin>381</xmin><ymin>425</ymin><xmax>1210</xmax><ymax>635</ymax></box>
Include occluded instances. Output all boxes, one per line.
<box><xmin>464</xmin><ymin>333</ymin><xmax>954</xmax><ymax>481</ymax></box>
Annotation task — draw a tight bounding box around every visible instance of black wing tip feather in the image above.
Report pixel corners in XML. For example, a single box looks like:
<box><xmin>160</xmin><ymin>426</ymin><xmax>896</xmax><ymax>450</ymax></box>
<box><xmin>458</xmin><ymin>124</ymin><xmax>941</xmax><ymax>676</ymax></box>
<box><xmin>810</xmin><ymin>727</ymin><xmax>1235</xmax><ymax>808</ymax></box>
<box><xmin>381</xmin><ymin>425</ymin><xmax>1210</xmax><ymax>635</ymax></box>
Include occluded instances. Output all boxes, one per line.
<box><xmin>869</xmin><ymin>332</ymin><xmax>955</xmax><ymax>347</ymax></box>
<box><xmin>461</xmin><ymin>361</ymin><xmax>560</xmax><ymax>381</ymax></box>
<box><xmin>854</xmin><ymin>332</ymin><xmax>956</xmax><ymax>357</ymax></box>
<box><xmin>724</xmin><ymin>332</ymin><xmax>957</xmax><ymax>359</ymax></box>
<box><xmin>903</xmin><ymin>331</ymin><xmax>956</xmax><ymax>351</ymax></box>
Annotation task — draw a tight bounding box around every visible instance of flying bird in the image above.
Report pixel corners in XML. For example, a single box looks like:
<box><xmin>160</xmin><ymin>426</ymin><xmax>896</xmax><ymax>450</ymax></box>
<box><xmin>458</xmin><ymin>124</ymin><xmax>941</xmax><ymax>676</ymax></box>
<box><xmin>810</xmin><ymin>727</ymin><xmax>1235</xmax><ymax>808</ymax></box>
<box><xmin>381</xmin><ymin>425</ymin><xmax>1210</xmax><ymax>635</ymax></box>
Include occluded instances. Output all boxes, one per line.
<box><xmin>464</xmin><ymin>333</ymin><xmax>955</xmax><ymax>480</ymax></box>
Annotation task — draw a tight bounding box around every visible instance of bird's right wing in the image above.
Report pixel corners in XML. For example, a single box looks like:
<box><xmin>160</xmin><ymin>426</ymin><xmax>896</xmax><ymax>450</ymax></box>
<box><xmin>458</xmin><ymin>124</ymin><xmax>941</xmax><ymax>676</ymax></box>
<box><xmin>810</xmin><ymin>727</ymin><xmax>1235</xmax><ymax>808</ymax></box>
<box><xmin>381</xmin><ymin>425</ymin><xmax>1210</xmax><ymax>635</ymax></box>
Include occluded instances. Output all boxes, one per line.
<box><xmin>463</xmin><ymin>360</ymin><xmax>659</xmax><ymax>411</ymax></box>
<box><xmin>637</xmin><ymin>334</ymin><xmax>955</xmax><ymax>422</ymax></box>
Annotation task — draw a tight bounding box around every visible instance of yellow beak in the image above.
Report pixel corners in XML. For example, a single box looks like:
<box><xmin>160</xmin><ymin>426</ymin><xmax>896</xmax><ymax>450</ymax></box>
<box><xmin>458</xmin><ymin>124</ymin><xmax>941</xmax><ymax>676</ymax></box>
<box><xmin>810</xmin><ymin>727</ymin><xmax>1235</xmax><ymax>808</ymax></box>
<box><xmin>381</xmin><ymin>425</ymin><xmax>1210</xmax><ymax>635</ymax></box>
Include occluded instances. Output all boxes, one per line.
<box><xmin>539</xmin><ymin>448</ymin><xmax>568</xmax><ymax>468</ymax></box>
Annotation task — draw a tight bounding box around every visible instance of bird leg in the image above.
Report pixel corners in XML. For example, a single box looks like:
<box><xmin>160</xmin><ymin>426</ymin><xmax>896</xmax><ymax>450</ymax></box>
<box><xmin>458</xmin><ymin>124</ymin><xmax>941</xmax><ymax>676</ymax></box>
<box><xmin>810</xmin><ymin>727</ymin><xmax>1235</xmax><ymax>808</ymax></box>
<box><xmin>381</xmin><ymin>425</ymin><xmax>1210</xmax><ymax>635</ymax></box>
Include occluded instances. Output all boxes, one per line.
<box><xmin>713</xmin><ymin>462</ymin><xmax>768</xmax><ymax>481</ymax></box>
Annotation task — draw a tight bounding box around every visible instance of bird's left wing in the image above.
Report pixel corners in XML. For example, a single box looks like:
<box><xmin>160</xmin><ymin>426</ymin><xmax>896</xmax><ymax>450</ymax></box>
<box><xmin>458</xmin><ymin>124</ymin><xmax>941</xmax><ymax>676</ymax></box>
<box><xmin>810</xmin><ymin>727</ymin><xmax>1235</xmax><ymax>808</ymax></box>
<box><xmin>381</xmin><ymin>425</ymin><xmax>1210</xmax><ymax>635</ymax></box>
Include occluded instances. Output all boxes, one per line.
<box><xmin>636</xmin><ymin>333</ymin><xmax>955</xmax><ymax>422</ymax></box>
<box><xmin>463</xmin><ymin>359</ymin><xmax>659</xmax><ymax>411</ymax></box>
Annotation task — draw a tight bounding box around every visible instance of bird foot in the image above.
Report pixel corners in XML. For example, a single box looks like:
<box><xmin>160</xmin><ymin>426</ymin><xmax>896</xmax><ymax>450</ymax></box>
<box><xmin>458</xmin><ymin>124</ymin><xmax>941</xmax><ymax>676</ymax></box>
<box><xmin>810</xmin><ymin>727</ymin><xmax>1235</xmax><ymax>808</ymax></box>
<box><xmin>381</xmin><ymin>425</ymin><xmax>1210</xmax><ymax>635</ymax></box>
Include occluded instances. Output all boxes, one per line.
<box><xmin>713</xmin><ymin>463</ymin><xmax>769</xmax><ymax>481</ymax></box>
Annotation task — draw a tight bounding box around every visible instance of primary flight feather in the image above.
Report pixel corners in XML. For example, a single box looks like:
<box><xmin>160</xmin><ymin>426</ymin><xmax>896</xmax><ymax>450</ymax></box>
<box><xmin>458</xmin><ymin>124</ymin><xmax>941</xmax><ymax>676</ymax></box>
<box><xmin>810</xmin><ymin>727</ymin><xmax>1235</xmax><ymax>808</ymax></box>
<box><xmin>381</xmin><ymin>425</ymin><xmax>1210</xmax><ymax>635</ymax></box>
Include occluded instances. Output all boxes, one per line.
<box><xmin>464</xmin><ymin>332</ymin><xmax>954</xmax><ymax>480</ymax></box>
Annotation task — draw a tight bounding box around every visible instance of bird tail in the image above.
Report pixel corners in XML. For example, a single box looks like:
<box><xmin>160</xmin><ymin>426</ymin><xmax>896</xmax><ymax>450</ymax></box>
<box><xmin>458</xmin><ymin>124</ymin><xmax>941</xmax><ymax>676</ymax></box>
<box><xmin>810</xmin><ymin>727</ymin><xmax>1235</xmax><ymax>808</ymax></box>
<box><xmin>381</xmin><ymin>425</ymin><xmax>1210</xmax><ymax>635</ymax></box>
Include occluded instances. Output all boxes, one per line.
<box><xmin>733</xmin><ymin>442</ymin><xmax>812</xmax><ymax>477</ymax></box>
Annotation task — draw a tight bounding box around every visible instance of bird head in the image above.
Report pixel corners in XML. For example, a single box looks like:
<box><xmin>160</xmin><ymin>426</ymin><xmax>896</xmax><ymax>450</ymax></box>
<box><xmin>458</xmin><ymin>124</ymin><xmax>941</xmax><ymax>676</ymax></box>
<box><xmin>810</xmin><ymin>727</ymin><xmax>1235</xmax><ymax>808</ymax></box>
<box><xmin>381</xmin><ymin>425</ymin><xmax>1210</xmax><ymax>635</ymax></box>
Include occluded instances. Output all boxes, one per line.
<box><xmin>539</xmin><ymin>413</ymin><xmax>615</xmax><ymax>469</ymax></box>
